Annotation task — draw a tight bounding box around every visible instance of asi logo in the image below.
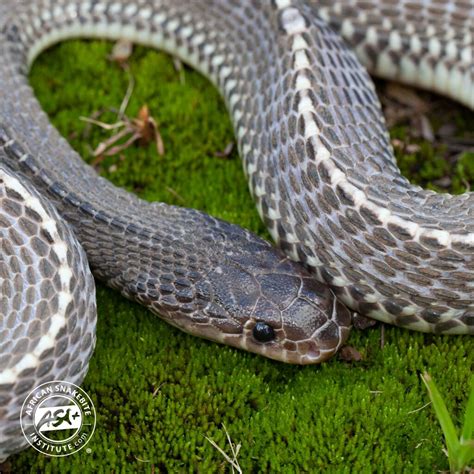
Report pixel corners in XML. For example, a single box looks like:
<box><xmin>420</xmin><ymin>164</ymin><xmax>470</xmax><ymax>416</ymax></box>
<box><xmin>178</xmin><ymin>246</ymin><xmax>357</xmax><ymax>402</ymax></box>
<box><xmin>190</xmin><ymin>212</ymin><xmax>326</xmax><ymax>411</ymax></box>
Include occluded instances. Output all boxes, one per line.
<box><xmin>21</xmin><ymin>381</ymin><xmax>96</xmax><ymax>457</ymax></box>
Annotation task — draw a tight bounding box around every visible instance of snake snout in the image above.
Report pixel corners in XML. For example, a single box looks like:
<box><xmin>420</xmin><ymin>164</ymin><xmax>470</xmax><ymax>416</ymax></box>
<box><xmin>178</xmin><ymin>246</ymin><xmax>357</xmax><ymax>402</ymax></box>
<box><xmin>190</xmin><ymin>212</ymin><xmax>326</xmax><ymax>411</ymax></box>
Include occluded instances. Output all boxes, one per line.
<box><xmin>243</xmin><ymin>260</ymin><xmax>352</xmax><ymax>364</ymax></box>
<box><xmin>281</xmin><ymin>285</ymin><xmax>353</xmax><ymax>364</ymax></box>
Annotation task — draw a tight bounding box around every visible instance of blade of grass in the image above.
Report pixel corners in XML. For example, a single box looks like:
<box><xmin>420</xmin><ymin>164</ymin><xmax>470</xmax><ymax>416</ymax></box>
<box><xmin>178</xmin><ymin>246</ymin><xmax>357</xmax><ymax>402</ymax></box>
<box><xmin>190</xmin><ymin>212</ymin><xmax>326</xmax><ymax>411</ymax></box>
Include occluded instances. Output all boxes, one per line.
<box><xmin>457</xmin><ymin>441</ymin><xmax>474</xmax><ymax>470</ymax></box>
<box><xmin>458</xmin><ymin>377</ymin><xmax>474</xmax><ymax>469</ymax></box>
<box><xmin>422</xmin><ymin>373</ymin><xmax>460</xmax><ymax>469</ymax></box>
<box><xmin>461</xmin><ymin>377</ymin><xmax>474</xmax><ymax>442</ymax></box>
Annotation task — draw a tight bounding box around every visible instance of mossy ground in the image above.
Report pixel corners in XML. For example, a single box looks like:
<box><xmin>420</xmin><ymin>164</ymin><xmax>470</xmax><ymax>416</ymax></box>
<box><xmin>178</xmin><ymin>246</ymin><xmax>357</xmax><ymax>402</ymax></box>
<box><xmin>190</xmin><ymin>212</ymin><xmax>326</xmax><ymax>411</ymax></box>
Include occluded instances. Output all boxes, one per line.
<box><xmin>5</xmin><ymin>40</ymin><xmax>474</xmax><ymax>473</ymax></box>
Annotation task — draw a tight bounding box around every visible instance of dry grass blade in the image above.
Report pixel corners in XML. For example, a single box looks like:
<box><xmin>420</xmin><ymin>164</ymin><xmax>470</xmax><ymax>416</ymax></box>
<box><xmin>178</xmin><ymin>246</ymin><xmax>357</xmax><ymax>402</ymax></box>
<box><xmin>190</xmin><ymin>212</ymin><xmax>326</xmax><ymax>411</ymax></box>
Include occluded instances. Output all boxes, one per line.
<box><xmin>100</xmin><ymin>131</ymin><xmax>142</xmax><ymax>157</ymax></box>
<box><xmin>117</xmin><ymin>63</ymin><xmax>135</xmax><ymax>119</ymax></box>
<box><xmin>79</xmin><ymin>116</ymin><xmax>126</xmax><ymax>131</ymax></box>
<box><xmin>205</xmin><ymin>424</ymin><xmax>242</xmax><ymax>474</ymax></box>
<box><xmin>407</xmin><ymin>401</ymin><xmax>432</xmax><ymax>415</ymax></box>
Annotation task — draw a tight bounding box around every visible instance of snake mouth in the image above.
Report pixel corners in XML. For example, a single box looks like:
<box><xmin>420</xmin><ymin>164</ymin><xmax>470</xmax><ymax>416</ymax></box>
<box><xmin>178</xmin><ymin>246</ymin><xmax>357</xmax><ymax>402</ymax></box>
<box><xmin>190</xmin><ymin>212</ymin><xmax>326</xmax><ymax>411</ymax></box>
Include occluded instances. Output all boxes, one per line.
<box><xmin>242</xmin><ymin>329</ymin><xmax>349</xmax><ymax>364</ymax></box>
<box><xmin>228</xmin><ymin>335</ymin><xmax>341</xmax><ymax>365</ymax></box>
<box><xmin>267</xmin><ymin>343</ymin><xmax>325</xmax><ymax>364</ymax></box>
<box><xmin>282</xmin><ymin>346</ymin><xmax>336</xmax><ymax>365</ymax></box>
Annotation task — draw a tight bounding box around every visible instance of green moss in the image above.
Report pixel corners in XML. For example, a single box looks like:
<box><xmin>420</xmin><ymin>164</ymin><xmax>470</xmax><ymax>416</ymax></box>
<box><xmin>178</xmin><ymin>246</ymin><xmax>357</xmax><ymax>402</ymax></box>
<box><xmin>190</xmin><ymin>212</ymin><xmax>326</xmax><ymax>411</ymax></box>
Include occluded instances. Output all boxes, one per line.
<box><xmin>392</xmin><ymin>111</ymin><xmax>473</xmax><ymax>194</ymax></box>
<box><xmin>7</xmin><ymin>40</ymin><xmax>474</xmax><ymax>473</ymax></box>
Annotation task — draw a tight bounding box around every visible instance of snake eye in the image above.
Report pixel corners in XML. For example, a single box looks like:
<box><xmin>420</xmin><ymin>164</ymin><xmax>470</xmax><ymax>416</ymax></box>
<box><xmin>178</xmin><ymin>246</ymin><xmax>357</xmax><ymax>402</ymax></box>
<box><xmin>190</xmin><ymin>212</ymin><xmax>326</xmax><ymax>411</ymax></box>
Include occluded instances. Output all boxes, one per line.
<box><xmin>252</xmin><ymin>321</ymin><xmax>276</xmax><ymax>343</ymax></box>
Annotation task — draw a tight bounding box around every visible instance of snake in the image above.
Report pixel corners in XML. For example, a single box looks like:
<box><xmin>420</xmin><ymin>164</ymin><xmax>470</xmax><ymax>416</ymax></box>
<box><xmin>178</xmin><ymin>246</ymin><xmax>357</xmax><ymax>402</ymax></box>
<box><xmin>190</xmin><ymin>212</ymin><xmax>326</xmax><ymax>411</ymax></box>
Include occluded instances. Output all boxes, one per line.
<box><xmin>0</xmin><ymin>0</ymin><xmax>472</xmax><ymax>460</ymax></box>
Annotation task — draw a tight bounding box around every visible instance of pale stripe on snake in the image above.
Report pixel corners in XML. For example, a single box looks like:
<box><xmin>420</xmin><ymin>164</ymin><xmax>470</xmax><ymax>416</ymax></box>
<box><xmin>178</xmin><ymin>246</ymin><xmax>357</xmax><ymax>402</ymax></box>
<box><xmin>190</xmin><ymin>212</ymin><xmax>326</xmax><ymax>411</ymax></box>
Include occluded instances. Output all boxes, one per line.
<box><xmin>0</xmin><ymin>0</ymin><xmax>472</xmax><ymax>460</ymax></box>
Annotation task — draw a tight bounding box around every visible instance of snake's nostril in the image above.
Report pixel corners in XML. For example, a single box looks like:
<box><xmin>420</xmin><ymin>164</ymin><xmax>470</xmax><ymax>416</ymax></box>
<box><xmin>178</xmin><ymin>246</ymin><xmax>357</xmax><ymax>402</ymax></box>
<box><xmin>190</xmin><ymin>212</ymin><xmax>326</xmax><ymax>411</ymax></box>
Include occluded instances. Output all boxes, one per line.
<box><xmin>252</xmin><ymin>321</ymin><xmax>276</xmax><ymax>342</ymax></box>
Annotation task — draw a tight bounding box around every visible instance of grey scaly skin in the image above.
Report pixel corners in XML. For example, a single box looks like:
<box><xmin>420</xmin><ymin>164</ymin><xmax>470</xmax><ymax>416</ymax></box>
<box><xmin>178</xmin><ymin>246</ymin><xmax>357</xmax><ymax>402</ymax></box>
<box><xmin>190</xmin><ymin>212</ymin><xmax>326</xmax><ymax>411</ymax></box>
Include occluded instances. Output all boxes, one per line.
<box><xmin>0</xmin><ymin>0</ymin><xmax>472</xmax><ymax>460</ymax></box>
<box><xmin>0</xmin><ymin>162</ymin><xmax>96</xmax><ymax>460</ymax></box>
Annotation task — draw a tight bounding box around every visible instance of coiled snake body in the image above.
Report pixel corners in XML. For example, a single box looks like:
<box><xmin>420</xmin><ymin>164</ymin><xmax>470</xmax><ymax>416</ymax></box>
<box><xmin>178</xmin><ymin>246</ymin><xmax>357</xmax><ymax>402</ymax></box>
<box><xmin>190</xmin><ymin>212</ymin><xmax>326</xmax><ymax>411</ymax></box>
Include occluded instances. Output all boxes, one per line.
<box><xmin>0</xmin><ymin>0</ymin><xmax>472</xmax><ymax>459</ymax></box>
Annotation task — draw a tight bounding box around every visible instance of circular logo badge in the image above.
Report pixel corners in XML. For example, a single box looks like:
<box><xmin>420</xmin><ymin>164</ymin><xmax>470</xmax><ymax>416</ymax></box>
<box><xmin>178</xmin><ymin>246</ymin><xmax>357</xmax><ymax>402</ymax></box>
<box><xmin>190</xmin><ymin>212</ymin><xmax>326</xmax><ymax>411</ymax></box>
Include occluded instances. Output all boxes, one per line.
<box><xmin>20</xmin><ymin>380</ymin><xmax>96</xmax><ymax>457</ymax></box>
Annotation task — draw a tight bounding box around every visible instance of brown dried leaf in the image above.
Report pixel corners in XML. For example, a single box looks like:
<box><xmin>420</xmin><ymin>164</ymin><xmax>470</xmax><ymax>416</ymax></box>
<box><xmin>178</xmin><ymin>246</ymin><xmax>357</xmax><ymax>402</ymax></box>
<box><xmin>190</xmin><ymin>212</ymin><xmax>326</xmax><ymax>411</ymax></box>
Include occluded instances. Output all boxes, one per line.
<box><xmin>339</xmin><ymin>346</ymin><xmax>363</xmax><ymax>362</ymax></box>
<box><xmin>135</xmin><ymin>105</ymin><xmax>165</xmax><ymax>155</ymax></box>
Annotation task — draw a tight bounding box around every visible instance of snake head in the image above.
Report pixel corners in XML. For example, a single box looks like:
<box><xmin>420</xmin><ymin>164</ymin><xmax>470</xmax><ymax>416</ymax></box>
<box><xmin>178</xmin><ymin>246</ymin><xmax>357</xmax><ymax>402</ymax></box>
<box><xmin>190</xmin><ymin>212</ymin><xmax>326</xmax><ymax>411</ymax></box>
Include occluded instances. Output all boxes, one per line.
<box><xmin>146</xmin><ymin>215</ymin><xmax>353</xmax><ymax>365</ymax></box>
<box><xmin>202</xmin><ymin>246</ymin><xmax>353</xmax><ymax>364</ymax></box>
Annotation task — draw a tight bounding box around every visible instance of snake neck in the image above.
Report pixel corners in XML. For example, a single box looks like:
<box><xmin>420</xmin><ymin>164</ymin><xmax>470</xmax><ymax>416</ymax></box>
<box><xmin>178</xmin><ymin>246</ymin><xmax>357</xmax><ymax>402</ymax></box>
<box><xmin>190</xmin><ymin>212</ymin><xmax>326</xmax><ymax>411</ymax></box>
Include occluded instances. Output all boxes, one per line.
<box><xmin>0</xmin><ymin>0</ymin><xmax>473</xmax><ymax>334</ymax></box>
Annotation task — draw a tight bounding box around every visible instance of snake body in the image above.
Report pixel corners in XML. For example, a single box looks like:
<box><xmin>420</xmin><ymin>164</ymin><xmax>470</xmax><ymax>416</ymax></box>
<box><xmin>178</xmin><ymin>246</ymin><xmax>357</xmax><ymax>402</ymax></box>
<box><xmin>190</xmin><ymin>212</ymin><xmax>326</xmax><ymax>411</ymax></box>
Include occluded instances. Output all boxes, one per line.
<box><xmin>0</xmin><ymin>0</ymin><xmax>472</xmax><ymax>460</ymax></box>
